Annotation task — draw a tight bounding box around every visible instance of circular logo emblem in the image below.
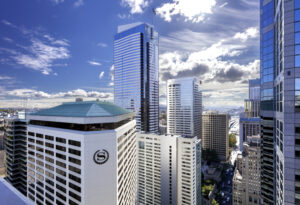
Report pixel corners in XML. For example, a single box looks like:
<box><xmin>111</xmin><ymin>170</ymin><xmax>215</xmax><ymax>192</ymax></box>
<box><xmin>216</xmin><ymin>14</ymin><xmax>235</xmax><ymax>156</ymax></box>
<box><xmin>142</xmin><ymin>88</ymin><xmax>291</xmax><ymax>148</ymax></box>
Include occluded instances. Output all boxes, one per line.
<box><xmin>93</xmin><ymin>149</ymin><xmax>109</xmax><ymax>165</ymax></box>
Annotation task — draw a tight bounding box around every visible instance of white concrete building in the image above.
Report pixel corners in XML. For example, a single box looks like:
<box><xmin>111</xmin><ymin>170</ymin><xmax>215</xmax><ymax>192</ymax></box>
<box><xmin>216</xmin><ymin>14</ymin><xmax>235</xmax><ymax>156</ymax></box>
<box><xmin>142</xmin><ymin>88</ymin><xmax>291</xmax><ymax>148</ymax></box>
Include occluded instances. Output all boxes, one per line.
<box><xmin>167</xmin><ymin>77</ymin><xmax>202</xmax><ymax>139</ymax></box>
<box><xmin>137</xmin><ymin>133</ymin><xmax>201</xmax><ymax>205</ymax></box>
<box><xmin>26</xmin><ymin>101</ymin><xmax>137</xmax><ymax>205</ymax></box>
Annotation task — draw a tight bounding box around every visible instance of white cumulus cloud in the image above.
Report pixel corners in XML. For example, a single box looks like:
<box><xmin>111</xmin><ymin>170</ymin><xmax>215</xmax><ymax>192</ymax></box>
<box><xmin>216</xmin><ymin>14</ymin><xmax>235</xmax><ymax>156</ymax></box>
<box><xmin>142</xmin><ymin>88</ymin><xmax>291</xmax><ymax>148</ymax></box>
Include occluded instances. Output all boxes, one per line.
<box><xmin>88</xmin><ymin>60</ymin><xmax>102</xmax><ymax>66</ymax></box>
<box><xmin>234</xmin><ymin>27</ymin><xmax>258</xmax><ymax>41</ymax></box>
<box><xmin>156</xmin><ymin>0</ymin><xmax>216</xmax><ymax>23</ymax></box>
<box><xmin>121</xmin><ymin>0</ymin><xmax>149</xmax><ymax>14</ymax></box>
<box><xmin>99</xmin><ymin>71</ymin><xmax>105</xmax><ymax>79</ymax></box>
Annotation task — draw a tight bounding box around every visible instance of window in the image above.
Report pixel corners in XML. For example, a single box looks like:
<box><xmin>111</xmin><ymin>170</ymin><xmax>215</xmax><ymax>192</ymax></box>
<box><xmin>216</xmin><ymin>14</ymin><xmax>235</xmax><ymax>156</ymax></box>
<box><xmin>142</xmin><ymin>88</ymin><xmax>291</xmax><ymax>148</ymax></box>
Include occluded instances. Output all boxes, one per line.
<box><xmin>56</xmin><ymin>145</ymin><xmax>66</xmax><ymax>152</ymax></box>
<box><xmin>296</xmin><ymin>1</ymin><xmax>300</xmax><ymax>9</ymax></box>
<box><xmin>36</xmin><ymin>133</ymin><xmax>43</xmax><ymax>139</ymax></box>
<box><xmin>296</xmin><ymin>9</ymin><xmax>300</xmax><ymax>21</ymax></box>
<box><xmin>139</xmin><ymin>141</ymin><xmax>144</xmax><ymax>149</ymax></box>
<box><xmin>69</xmin><ymin>191</ymin><xmax>81</xmax><ymax>202</ymax></box>
<box><xmin>296</xmin><ymin>33</ymin><xmax>300</xmax><ymax>45</ymax></box>
<box><xmin>56</xmin><ymin>137</ymin><xmax>66</xmax><ymax>144</ymax></box>
<box><xmin>296</xmin><ymin>126</ymin><xmax>300</xmax><ymax>134</ymax></box>
<box><xmin>28</xmin><ymin>132</ymin><xmax>35</xmax><ymax>136</ymax></box>
<box><xmin>296</xmin><ymin>56</ymin><xmax>300</xmax><ymax>67</ymax></box>
<box><xmin>69</xmin><ymin>148</ymin><xmax>81</xmax><ymax>156</ymax></box>
<box><xmin>69</xmin><ymin>140</ymin><xmax>81</xmax><ymax>147</ymax></box>
<box><xmin>45</xmin><ymin>135</ymin><xmax>54</xmax><ymax>141</ymax></box>
<box><xmin>69</xmin><ymin>157</ymin><xmax>81</xmax><ymax>165</ymax></box>
<box><xmin>296</xmin><ymin>45</ymin><xmax>300</xmax><ymax>55</ymax></box>
<box><xmin>69</xmin><ymin>174</ymin><xmax>81</xmax><ymax>183</ymax></box>
<box><xmin>56</xmin><ymin>153</ymin><xmax>66</xmax><ymax>160</ymax></box>
<box><xmin>296</xmin><ymin>22</ymin><xmax>300</xmax><ymax>32</ymax></box>
<box><xmin>69</xmin><ymin>165</ymin><xmax>81</xmax><ymax>174</ymax></box>
<box><xmin>56</xmin><ymin>176</ymin><xmax>66</xmax><ymax>185</ymax></box>
<box><xmin>56</xmin><ymin>160</ymin><xmax>66</xmax><ymax>168</ymax></box>
<box><xmin>295</xmin><ymin>79</ymin><xmax>300</xmax><ymax>112</ymax></box>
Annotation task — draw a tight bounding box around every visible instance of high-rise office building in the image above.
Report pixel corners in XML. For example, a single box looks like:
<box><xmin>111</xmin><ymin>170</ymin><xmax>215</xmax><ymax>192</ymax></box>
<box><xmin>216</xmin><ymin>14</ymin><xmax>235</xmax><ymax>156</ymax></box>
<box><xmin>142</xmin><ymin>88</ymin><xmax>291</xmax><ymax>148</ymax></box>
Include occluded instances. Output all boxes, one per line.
<box><xmin>260</xmin><ymin>1</ymin><xmax>300</xmax><ymax>204</ymax></box>
<box><xmin>26</xmin><ymin>101</ymin><xmax>137</xmax><ymax>205</ymax></box>
<box><xmin>202</xmin><ymin>111</ymin><xmax>229</xmax><ymax>161</ymax></box>
<box><xmin>167</xmin><ymin>77</ymin><xmax>202</xmax><ymax>139</ymax></box>
<box><xmin>114</xmin><ymin>22</ymin><xmax>159</xmax><ymax>133</ymax></box>
<box><xmin>233</xmin><ymin>135</ymin><xmax>261</xmax><ymax>205</ymax></box>
<box><xmin>239</xmin><ymin>79</ymin><xmax>261</xmax><ymax>150</ymax></box>
<box><xmin>4</xmin><ymin>114</ymin><xmax>27</xmax><ymax>196</ymax></box>
<box><xmin>137</xmin><ymin>133</ymin><xmax>201</xmax><ymax>205</ymax></box>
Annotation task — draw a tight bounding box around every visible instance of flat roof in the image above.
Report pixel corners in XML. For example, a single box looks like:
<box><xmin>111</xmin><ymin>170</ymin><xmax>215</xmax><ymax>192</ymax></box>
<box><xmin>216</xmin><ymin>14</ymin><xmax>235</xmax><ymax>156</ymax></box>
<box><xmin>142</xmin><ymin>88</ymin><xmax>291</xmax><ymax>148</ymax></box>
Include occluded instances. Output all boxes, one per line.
<box><xmin>0</xmin><ymin>178</ymin><xmax>32</xmax><ymax>205</ymax></box>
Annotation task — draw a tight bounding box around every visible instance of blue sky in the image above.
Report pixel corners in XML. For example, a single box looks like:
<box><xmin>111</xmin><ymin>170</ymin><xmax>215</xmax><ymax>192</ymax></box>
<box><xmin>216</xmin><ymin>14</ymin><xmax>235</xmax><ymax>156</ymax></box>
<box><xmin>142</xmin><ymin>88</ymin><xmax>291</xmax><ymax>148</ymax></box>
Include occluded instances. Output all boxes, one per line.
<box><xmin>0</xmin><ymin>0</ymin><xmax>259</xmax><ymax>109</ymax></box>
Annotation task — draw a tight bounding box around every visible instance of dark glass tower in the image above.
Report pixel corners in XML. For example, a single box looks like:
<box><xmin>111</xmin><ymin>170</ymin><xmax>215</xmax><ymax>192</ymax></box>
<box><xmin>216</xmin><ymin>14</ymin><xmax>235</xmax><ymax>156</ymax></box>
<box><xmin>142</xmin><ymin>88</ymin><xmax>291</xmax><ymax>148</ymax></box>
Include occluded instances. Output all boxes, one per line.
<box><xmin>260</xmin><ymin>0</ymin><xmax>300</xmax><ymax>204</ymax></box>
<box><xmin>4</xmin><ymin>117</ymin><xmax>27</xmax><ymax>196</ymax></box>
<box><xmin>114</xmin><ymin>23</ymin><xmax>159</xmax><ymax>133</ymax></box>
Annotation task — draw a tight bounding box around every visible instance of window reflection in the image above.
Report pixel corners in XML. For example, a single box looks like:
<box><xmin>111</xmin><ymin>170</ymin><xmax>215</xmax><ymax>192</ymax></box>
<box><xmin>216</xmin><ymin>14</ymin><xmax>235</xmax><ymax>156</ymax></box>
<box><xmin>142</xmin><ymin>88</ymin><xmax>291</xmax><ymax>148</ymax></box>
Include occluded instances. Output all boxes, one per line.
<box><xmin>295</xmin><ymin>79</ymin><xmax>300</xmax><ymax>112</ymax></box>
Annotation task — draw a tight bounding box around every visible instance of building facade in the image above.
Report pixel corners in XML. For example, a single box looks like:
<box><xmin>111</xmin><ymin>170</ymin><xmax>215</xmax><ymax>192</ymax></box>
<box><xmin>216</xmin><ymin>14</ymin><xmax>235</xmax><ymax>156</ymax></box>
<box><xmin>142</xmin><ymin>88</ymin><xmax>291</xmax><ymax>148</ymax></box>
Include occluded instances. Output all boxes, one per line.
<box><xmin>26</xmin><ymin>101</ymin><xmax>137</xmax><ymax>205</ymax></box>
<box><xmin>167</xmin><ymin>77</ymin><xmax>202</xmax><ymax>139</ymax></box>
<box><xmin>4</xmin><ymin>116</ymin><xmax>27</xmax><ymax>196</ymax></box>
<box><xmin>137</xmin><ymin>133</ymin><xmax>201</xmax><ymax>205</ymax></box>
<box><xmin>233</xmin><ymin>135</ymin><xmax>261</xmax><ymax>205</ymax></box>
<box><xmin>239</xmin><ymin>79</ymin><xmax>261</xmax><ymax>150</ymax></box>
<box><xmin>114</xmin><ymin>22</ymin><xmax>159</xmax><ymax>133</ymax></box>
<box><xmin>260</xmin><ymin>1</ymin><xmax>300</xmax><ymax>204</ymax></box>
<box><xmin>202</xmin><ymin>111</ymin><xmax>228</xmax><ymax>161</ymax></box>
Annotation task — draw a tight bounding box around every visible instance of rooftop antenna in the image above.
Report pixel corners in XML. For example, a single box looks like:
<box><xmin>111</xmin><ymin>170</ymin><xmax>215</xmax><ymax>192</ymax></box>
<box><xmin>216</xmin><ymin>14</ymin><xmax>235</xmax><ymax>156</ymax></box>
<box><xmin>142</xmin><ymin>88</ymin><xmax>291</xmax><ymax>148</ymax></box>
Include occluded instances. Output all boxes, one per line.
<box><xmin>152</xmin><ymin>7</ymin><xmax>156</xmax><ymax>26</ymax></box>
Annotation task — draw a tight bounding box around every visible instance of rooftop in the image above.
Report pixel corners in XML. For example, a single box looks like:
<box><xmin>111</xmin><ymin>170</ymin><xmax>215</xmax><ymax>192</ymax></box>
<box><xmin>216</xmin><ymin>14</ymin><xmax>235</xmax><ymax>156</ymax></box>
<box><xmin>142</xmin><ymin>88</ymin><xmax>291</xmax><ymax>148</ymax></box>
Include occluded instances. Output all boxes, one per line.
<box><xmin>32</xmin><ymin>101</ymin><xmax>131</xmax><ymax>118</ymax></box>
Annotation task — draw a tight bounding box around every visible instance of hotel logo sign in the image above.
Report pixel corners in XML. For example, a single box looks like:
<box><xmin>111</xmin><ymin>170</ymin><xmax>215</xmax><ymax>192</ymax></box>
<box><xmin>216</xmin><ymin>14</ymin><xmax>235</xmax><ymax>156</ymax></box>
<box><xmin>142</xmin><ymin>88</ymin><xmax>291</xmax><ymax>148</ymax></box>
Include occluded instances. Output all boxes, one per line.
<box><xmin>93</xmin><ymin>149</ymin><xmax>109</xmax><ymax>165</ymax></box>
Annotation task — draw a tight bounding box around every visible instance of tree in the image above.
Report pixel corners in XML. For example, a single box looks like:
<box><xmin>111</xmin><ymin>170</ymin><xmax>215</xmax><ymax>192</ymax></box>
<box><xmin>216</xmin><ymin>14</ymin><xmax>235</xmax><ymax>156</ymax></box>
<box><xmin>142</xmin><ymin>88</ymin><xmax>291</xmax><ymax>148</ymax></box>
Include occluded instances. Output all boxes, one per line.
<box><xmin>212</xmin><ymin>199</ymin><xmax>219</xmax><ymax>205</ymax></box>
<box><xmin>229</xmin><ymin>133</ymin><xmax>237</xmax><ymax>148</ymax></box>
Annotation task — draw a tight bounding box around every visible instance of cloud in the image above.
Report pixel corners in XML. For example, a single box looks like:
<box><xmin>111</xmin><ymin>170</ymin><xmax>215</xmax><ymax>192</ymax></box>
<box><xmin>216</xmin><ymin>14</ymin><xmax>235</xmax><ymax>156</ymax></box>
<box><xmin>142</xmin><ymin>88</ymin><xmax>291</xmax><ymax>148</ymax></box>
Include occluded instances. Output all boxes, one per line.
<box><xmin>13</xmin><ymin>39</ymin><xmax>70</xmax><ymax>75</ymax></box>
<box><xmin>1</xmin><ymin>21</ymin><xmax>71</xmax><ymax>75</ymax></box>
<box><xmin>108</xmin><ymin>65</ymin><xmax>114</xmax><ymax>86</ymax></box>
<box><xmin>51</xmin><ymin>0</ymin><xmax>64</xmax><ymax>4</ymax></box>
<box><xmin>117</xmin><ymin>13</ymin><xmax>131</xmax><ymax>19</ymax></box>
<box><xmin>234</xmin><ymin>27</ymin><xmax>258</xmax><ymax>41</ymax></box>
<box><xmin>74</xmin><ymin>0</ymin><xmax>84</xmax><ymax>7</ymax></box>
<box><xmin>99</xmin><ymin>71</ymin><xmax>105</xmax><ymax>79</ymax></box>
<box><xmin>97</xmin><ymin>42</ymin><xmax>107</xmax><ymax>47</ymax></box>
<box><xmin>159</xmin><ymin>27</ymin><xmax>260</xmax><ymax>108</ymax></box>
<box><xmin>1</xmin><ymin>88</ymin><xmax>113</xmax><ymax>108</ymax></box>
<box><xmin>121</xmin><ymin>0</ymin><xmax>149</xmax><ymax>14</ymax></box>
<box><xmin>5</xmin><ymin>88</ymin><xmax>113</xmax><ymax>99</ymax></box>
<box><xmin>156</xmin><ymin>0</ymin><xmax>216</xmax><ymax>23</ymax></box>
<box><xmin>0</xmin><ymin>75</ymin><xmax>12</xmax><ymax>80</ymax></box>
<box><xmin>88</xmin><ymin>60</ymin><xmax>102</xmax><ymax>66</ymax></box>
<box><xmin>219</xmin><ymin>2</ymin><xmax>228</xmax><ymax>8</ymax></box>
<box><xmin>50</xmin><ymin>0</ymin><xmax>83</xmax><ymax>7</ymax></box>
<box><xmin>2</xmin><ymin>37</ymin><xmax>13</xmax><ymax>43</ymax></box>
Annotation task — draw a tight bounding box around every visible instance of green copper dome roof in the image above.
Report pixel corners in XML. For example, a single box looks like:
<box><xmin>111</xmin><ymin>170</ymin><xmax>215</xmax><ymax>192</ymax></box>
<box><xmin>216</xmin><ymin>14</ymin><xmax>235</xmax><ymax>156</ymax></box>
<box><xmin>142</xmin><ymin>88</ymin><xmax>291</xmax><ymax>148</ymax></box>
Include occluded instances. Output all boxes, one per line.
<box><xmin>32</xmin><ymin>101</ymin><xmax>131</xmax><ymax>117</ymax></box>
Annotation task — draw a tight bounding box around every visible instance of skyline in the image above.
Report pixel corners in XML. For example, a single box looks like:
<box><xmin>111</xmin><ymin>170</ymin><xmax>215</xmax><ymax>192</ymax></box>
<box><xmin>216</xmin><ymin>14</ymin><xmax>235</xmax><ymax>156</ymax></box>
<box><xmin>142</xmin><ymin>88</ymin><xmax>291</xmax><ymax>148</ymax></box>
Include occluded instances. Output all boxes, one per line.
<box><xmin>0</xmin><ymin>0</ymin><xmax>259</xmax><ymax>109</ymax></box>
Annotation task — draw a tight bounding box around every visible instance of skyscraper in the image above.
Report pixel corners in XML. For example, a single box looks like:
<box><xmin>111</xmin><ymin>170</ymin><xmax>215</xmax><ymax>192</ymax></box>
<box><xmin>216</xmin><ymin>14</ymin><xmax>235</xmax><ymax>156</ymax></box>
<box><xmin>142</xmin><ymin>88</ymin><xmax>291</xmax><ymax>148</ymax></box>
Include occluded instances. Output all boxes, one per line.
<box><xmin>202</xmin><ymin>111</ymin><xmax>229</xmax><ymax>161</ymax></box>
<box><xmin>167</xmin><ymin>77</ymin><xmax>202</xmax><ymax>138</ymax></box>
<box><xmin>114</xmin><ymin>22</ymin><xmax>159</xmax><ymax>133</ymax></box>
<box><xmin>260</xmin><ymin>1</ymin><xmax>300</xmax><ymax>204</ymax></box>
<box><xmin>233</xmin><ymin>135</ymin><xmax>261</xmax><ymax>205</ymax></box>
<box><xmin>4</xmin><ymin>114</ymin><xmax>27</xmax><ymax>196</ymax></box>
<box><xmin>239</xmin><ymin>79</ymin><xmax>260</xmax><ymax>150</ymax></box>
<box><xmin>26</xmin><ymin>101</ymin><xmax>137</xmax><ymax>205</ymax></box>
<box><xmin>137</xmin><ymin>133</ymin><xmax>201</xmax><ymax>205</ymax></box>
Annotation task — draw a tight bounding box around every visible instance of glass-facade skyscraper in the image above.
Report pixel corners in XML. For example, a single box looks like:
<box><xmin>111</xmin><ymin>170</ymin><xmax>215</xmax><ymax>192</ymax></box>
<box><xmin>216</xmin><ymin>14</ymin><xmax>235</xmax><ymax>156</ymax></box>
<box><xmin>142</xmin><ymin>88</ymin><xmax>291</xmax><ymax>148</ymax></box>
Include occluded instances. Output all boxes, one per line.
<box><xmin>260</xmin><ymin>1</ymin><xmax>300</xmax><ymax>204</ymax></box>
<box><xmin>114</xmin><ymin>22</ymin><xmax>159</xmax><ymax>133</ymax></box>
